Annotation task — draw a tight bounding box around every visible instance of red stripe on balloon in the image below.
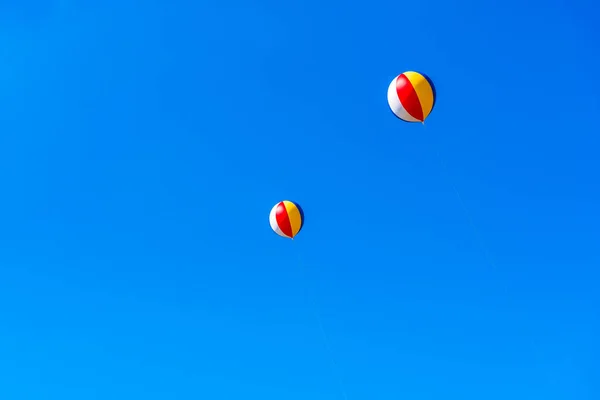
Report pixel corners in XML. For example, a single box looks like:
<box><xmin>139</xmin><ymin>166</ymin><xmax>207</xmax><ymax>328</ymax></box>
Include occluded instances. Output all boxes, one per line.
<box><xmin>275</xmin><ymin>202</ymin><xmax>293</xmax><ymax>237</ymax></box>
<box><xmin>395</xmin><ymin>74</ymin><xmax>423</xmax><ymax>121</ymax></box>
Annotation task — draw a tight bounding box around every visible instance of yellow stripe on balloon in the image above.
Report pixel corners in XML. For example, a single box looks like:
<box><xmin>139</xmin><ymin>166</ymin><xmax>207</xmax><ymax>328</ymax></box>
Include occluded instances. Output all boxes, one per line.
<box><xmin>283</xmin><ymin>200</ymin><xmax>303</xmax><ymax>237</ymax></box>
<box><xmin>403</xmin><ymin>71</ymin><xmax>435</xmax><ymax>121</ymax></box>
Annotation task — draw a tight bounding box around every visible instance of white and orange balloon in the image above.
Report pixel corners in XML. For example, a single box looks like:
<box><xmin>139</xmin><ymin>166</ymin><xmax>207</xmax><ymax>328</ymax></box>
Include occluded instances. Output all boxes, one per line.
<box><xmin>269</xmin><ymin>200</ymin><xmax>304</xmax><ymax>239</ymax></box>
<box><xmin>387</xmin><ymin>71</ymin><xmax>437</xmax><ymax>123</ymax></box>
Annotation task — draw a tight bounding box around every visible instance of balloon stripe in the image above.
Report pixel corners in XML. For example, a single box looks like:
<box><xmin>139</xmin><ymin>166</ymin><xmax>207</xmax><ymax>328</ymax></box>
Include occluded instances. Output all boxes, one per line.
<box><xmin>283</xmin><ymin>201</ymin><xmax>303</xmax><ymax>237</ymax></box>
<box><xmin>297</xmin><ymin>203</ymin><xmax>305</xmax><ymax>231</ymax></box>
<box><xmin>423</xmin><ymin>73</ymin><xmax>437</xmax><ymax>113</ymax></box>
<box><xmin>396</xmin><ymin>74</ymin><xmax>423</xmax><ymax>122</ymax></box>
<box><xmin>275</xmin><ymin>202</ymin><xmax>294</xmax><ymax>238</ymax></box>
<box><xmin>270</xmin><ymin>206</ymin><xmax>291</xmax><ymax>238</ymax></box>
<box><xmin>387</xmin><ymin>77</ymin><xmax>420</xmax><ymax>122</ymax></box>
<box><xmin>404</xmin><ymin>71</ymin><xmax>434</xmax><ymax>120</ymax></box>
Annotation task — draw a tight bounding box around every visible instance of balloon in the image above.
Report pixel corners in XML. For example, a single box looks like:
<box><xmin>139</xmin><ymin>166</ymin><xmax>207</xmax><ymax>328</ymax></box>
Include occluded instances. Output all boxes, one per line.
<box><xmin>269</xmin><ymin>200</ymin><xmax>304</xmax><ymax>239</ymax></box>
<box><xmin>387</xmin><ymin>71</ymin><xmax>436</xmax><ymax>123</ymax></box>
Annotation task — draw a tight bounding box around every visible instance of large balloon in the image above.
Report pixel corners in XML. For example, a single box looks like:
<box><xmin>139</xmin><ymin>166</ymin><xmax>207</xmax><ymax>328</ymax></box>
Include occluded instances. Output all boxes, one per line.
<box><xmin>269</xmin><ymin>200</ymin><xmax>304</xmax><ymax>239</ymax></box>
<box><xmin>387</xmin><ymin>71</ymin><xmax>436</xmax><ymax>123</ymax></box>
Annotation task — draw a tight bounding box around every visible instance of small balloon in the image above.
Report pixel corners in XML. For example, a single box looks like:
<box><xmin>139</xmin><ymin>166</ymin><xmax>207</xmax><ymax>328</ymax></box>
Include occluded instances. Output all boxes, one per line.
<box><xmin>269</xmin><ymin>200</ymin><xmax>304</xmax><ymax>239</ymax></box>
<box><xmin>387</xmin><ymin>71</ymin><xmax>436</xmax><ymax>123</ymax></box>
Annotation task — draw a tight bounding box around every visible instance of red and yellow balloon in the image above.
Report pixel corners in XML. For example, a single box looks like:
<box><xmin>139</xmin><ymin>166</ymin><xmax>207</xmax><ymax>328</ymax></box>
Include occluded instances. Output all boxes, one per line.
<box><xmin>387</xmin><ymin>71</ymin><xmax>436</xmax><ymax>123</ymax></box>
<box><xmin>269</xmin><ymin>200</ymin><xmax>304</xmax><ymax>239</ymax></box>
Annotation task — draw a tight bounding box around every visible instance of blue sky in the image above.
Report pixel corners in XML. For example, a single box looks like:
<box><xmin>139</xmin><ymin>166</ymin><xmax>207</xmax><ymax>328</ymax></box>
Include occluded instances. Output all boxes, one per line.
<box><xmin>0</xmin><ymin>1</ymin><xmax>598</xmax><ymax>399</ymax></box>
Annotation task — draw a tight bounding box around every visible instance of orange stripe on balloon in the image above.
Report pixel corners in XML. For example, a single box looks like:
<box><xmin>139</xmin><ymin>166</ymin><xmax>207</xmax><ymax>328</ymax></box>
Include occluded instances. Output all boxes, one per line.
<box><xmin>395</xmin><ymin>74</ymin><xmax>423</xmax><ymax>122</ymax></box>
<box><xmin>403</xmin><ymin>71</ymin><xmax>435</xmax><ymax>121</ymax></box>
<box><xmin>283</xmin><ymin>201</ymin><xmax>302</xmax><ymax>237</ymax></box>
